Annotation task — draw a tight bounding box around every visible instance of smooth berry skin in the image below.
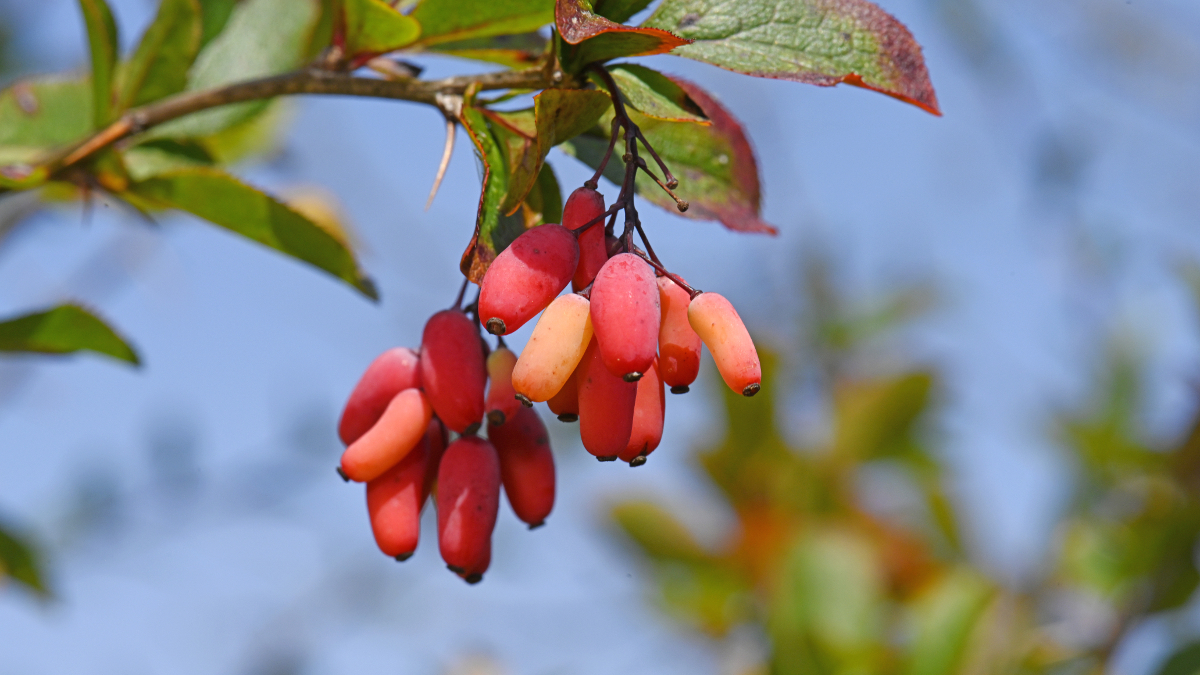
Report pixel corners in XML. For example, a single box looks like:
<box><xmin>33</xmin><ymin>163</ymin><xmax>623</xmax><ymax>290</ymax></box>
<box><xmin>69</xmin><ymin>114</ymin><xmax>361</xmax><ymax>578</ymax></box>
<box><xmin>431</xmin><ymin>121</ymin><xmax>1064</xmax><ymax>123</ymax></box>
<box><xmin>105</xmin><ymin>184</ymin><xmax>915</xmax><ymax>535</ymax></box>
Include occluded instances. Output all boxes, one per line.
<box><xmin>340</xmin><ymin>388</ymin><xmax>433</xmax><ymax>483</ymax></box>
<box><xmin>546</xmin><ymin>367</ymin><xmax>579</xmax><ymax>421</ymax></box>
<box><xmin>488</xmin><ymin>406</ymin><xmax>555</xmax><ymax>528</ymax></box>
<box><xmin>365</xmin><ymin>417</ymin><xmax>443</xmax><ymax>559</ymax></box>
<box><xmin>657</xmin><ymin>277</ymin><xmax>701</xmax><ymax>391</ymax></box>
<box><xmin>687</xmin><ymin>292</ymin><xmax>762</xmax><ymax>396</ymax></box>
<box><xmin>577</xmin><ymin>338</ymin><xmax>638</xmax><ymax>459</ymax></box>
<box><xmin>485</xmin><ymin>347</ymin><xmax>521</xmax><ymax>426</ymax></box>
<box><xmin>590</xmin><ymin>253</ymin><xmax>660</xmax><ymax>379</ymax></box>
<box><xmin>478</xmin><ymin>225</ymin><xmax>579</xmax><ymax>335</ymax></box>
<box><xmin>338</xmin><ymin>347</ymin><xmax>421</xmax><ymax>445</ymax></box>
<box><xmin>420</xmin><ymin>310</ymin><xmax>487</xmax><ymax>434</ymax></box>
<box><xmin>436</xmin><ymin>436</ymin><xmax>501</xmax><ymax>575</ymax></box>
<box><xmin>620</xmin><ymin>358</ymin><xmax>665</xmax><ymax>464</ymax></box>
<box><xmin>564</xmin><ymin>187</ymin><xmax>608</xmax><ymax>291</ymax></box>
<box><xmin>511</xmin><ymin>294</ymin><xmax>593</xmax><ymax>402</ymax></box>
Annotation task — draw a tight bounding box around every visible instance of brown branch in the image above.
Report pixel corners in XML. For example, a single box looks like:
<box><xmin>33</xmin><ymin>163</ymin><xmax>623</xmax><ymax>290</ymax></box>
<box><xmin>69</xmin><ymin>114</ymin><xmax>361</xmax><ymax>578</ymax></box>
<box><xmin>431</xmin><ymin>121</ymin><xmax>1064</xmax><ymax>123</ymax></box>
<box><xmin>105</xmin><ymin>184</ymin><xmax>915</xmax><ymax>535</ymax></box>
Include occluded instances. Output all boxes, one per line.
<box><xmin>51</xmin><ymin>66</ymin><xmax>557</xmax><ymax>171</ymax></box>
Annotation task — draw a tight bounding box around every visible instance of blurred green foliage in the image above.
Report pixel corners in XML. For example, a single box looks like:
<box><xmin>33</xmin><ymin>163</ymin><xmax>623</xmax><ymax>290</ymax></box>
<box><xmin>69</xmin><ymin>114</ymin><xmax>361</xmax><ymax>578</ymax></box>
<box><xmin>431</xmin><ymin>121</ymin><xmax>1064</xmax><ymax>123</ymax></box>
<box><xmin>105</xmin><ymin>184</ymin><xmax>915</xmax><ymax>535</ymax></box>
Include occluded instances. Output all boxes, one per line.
<box><xmin>611</xmin><ymin>260</ymin><xmax>1200</xmax><ymax>675</ymax></box>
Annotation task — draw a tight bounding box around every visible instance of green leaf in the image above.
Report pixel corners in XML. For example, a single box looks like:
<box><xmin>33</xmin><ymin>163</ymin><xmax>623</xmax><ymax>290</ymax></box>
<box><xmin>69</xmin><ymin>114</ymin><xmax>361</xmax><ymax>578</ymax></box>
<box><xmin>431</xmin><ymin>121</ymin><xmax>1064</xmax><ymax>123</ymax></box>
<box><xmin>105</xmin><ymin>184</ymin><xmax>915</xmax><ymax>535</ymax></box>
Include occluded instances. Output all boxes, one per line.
<box><xmin>0</xmin><ymin>77</ymin><xmax>93</xmax><ymax>155</ymax></box>
<box><xmin>1157</xmin><ymin>642</ymin><xmax>1200</xmax><ymax>675</ymax></box>
<box><xmin>0</xmin><ymin>304</ymin><xmax>140</xmax><ymax>364</ymax></box>
<box><xmin>77</xmin><ymin>0</ymin><xmax>119</xmax><ymax>127</ymax></box>
<box><xmin>611</xmin><ymin>500</ymin><xmax>711</xmax><ymax>563</ymax></box>
<box><xmin>341</xmin><ymin>0</ymin><xmax>421</xmax><ymax>61</ymax></box>
<box><xmin>643</xmin><ymin>0</ymin><xmax>941</xmax><ymax>115</ymax></box>
<box><xmin>563</xmin><ymin>76</ymin><xmax>777</xmax><ymax>234</ymax></box>
<box><xmin>412</xmin><ymin>0</ymin><xmax>553</xmax><ymax>46</ymax></box>
<box><xmin>832</xmin><ymin>372</ymin><xmax>933</xmax><ymax>461</ymax></box>
<box><xmin>904</xmin><ymin>569</ymin><xmax>995</xmax><ymax>675</ymax></box>
<box><xmin>117</xmin><ymin>0</ymin><xmax>203</xmax><ymax>112</ymax></box>
<box><xmin>594</xmin><ymin>63</ymin><xmax>707</xmax><ymax>122</ymax></box>
<box><xmin>199</xmin><ymin>0</ymin><xmax>239</xmax><ymax>48</ymax></box>
<box><xmin>128</xmin><ymin>168</ymin><xmax>377</xmax><ymax>298</ymax></box>
<box><xmin>122</xmin><ymin>138</ymin><xmax>214</xmax><ymax>181</ymax></box>
<box><xmin>0</xmin><ymin>521</ymin><xmax>50</xmax><ymax>598</ymax></box>
<box><xmin>427</xmin><ymin>32</ymin><xmax>547</xmax><ymax>69</ymax></box>
<box><xmin>528</xmin><ymin>161</ymin><xmax>563</xmax><ymax>224</ymax></box>
<box><xmin>592</xmin><ymin>0</ymin><xmax>654</xmax><ymax>23</ymax></box>
<box><xmin>556</xmin><ymin>0</ymin><xmax>690</xmax><ymax>71</ymax></box>
<box><xmin>156</xmin><ymin>0</ymin><xmax>320</xmax><ymax>138</ymax></box>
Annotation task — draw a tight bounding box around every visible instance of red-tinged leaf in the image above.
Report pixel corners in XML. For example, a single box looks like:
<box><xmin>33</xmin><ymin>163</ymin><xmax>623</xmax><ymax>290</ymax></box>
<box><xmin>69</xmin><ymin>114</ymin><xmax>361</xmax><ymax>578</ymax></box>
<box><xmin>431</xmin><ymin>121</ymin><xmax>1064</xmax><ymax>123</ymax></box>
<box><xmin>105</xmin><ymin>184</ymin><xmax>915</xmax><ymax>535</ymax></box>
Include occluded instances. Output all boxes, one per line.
<box><xmin>643</xmin><ymin>0</ymin><xmax>940</xmax><ymax>116</ymax></box>
<box><xmin>556</xmin><ymin>0</ymin><xmax>690</xmax><ymax>69</ymax></box>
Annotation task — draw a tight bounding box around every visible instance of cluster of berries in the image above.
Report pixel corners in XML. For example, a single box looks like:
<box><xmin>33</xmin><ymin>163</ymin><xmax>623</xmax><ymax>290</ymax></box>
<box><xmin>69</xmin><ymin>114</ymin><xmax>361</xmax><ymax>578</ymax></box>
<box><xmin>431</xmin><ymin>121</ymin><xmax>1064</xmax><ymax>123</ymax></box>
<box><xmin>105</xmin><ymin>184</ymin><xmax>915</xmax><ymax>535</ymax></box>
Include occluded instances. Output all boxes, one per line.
<box><xmin>335</xmin><ymin>185</ymin><xmax>759</xmax><ymax>584</ymax></box>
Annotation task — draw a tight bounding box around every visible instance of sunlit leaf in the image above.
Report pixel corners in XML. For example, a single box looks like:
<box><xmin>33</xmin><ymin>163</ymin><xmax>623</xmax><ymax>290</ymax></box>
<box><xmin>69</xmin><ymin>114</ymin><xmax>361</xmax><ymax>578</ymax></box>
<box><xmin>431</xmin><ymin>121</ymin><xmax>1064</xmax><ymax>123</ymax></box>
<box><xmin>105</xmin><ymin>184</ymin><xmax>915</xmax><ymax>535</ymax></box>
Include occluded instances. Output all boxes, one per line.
<box><xmin>643</xmin><ymin>0</ymin><xmax>941</xmax><ymax>115</ymax></box>
<box><xmin>611</xmin><ymin>499</ymin><xmax>712</xmax><ymax>563</ymax></box>
<box><xmin>593</xmin><ymin>63</ymin><xmax>707</xmax><ymax>122</ymax></box>
<box><xmin>77</xmin><ymin>0</ymin><xmax>119</xmax><ymax>127</ymax></box>
<box><xmin>128</xmin><ymin>168</ymin><xmax>377</xmax><ymax>298</ymax></box>
<box><xmin>563</xmin><ymin>76</ymin><xmax>777</xmax><ymax>234</ymax></box>
<box><xmin>556</xmin><ymin>0</ymin><xmax>690</xmax><ymax>70</ymax></box>
<box><xmin>341</xmin><ymin>0</ymin><xmax>421</xmax><ymax>62</ymax></box>
<box><xmin>904</xmin><ymin>569</ymin><xmax>995</xmax><ymax>675</ymax></box>
<box><xmin>0</xmin><ymin>304</ymin><xmax>139</xmax><ymax>364</ymax></box>
<box><xmin>122</xmin><ymin>138</ymin><xmax>214</xmax><ymax>181</ymax></box>
<box><xmin>116</xmin><ymin>0</ymin><xmax>203</xmax><ymax>111</ymax></box>
<box><xmin>0</xmin><ymin>78</ymin><xmax>92</xmax><ymax>163</ymax></box>
<box><xmin>427</xmin><ymin>33</ymin><xmax>547</xmax><ymax>69</ymax></box>
<box><xmin>412</xmin><ymin>0</ymin><xmax>553</xmax><ymax>46</ymax></box>
<box><xmin>833</xmin><ymin>372</ymin><xmax>932</xmax><ymax>461</ymax></box>
<box><xmin>0</xmin><ymin>522</ymin><xmax>50</xmax><ymax>598</ymax></box>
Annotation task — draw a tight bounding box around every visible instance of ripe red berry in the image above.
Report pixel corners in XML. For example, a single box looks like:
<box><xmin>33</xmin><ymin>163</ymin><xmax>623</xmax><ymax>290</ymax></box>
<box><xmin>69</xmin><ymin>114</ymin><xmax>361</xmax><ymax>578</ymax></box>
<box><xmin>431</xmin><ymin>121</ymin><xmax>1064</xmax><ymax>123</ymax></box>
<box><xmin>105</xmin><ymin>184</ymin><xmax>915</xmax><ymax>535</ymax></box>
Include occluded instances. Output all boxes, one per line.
<box><xmin>436</xmin><ymin>436</ymin><xmax>501</xmax><ymax>575</ymax></box>
<box><xmin>577</xmin><ymin>337</ymin><xmax>637</xmax><ymax>460</ymax></box>
<box><xmin>488</xmin><ymin>406</ymin><xmax>555</xmax><ymax>528</ymax></box>
<box><xmin>365</xmin><ymin>418</ymin><xmax>441</xmax><ymax>560</ymax></box>
<box><xmin>338</xmin><ymin>347</ymin><xmax>421</xmax><ymax>445</ymax></box>
<box><xmin>687</xmin><ymin>292</ymin><xmax>762</xmax><ymax>396</ymax></box>
<box><xmin>564</xmin><ymin>187</ymin><xmax>608</xmax><ymax>291</ymax></box>
<box><xmin>340</xmin><ymin>388</ymin><xmax>433</xmax><ymax>483</ymax></box>
<box><xmin>511</xmin><ymin>293</ymin><xmax>593</xmax><ymax>403</ymax></box>
<box><xmin>420</xmin><ymin>310</ymin><xmax>487</xmax><ymax>433</ymax></box>
<box><xmin>485</xmin><ymin>346</ymin><xmax>521</xmax><ymax>426</ymax></box>
<box><xmin>590</xmin><ymin>253</ymin><xmax>660</xmax><ymax>380</ymax></box>
<box><xmin>656</xmin><ymin>277</ymin><xmax>701</xmax><ymax>394</ymax></box>
<box><xmin>546</xmin><ymin>367</ymin><xmax>579</xmax><ymax>422</ymax></box>
<box><xmin>478</xmin><ymin>224</ymin><xmax>579</xmax><ymax>335</ymax></box>
<box><xmin>619</xmin><ymin>358</ymin><xmax>665</xmax><ymax>466</ymax></box>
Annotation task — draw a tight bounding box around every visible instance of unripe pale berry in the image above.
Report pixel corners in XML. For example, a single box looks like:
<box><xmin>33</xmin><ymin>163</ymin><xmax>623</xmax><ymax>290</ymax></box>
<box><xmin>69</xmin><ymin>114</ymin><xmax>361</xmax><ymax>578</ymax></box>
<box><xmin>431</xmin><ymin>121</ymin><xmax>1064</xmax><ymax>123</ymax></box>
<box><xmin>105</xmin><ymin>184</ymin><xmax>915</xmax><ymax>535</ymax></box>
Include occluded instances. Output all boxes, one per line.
<box><xmin>687</xmin><ymin>292</ymin><xmax>762</xmax><ymax>396</ymax></box>
<box><xmin>590</xmin><ymin>253</ymin><xmax>660</xmax><ymax>379</ymax></box>
<box><xmin>437</xmin><ymin>436</ymin><xmax>501</xmax><ymax>575</ymax></box>
<box><xmin>619</xmin><ymin>358</ymin><xmax>665</xmax><ymax>466</ymax></box>
<box><xmin>340</xmin><ymin>388</ymin><xmax>433</xmax><ymax>482</ymax></box>
<box><xmin>366</xmin><ymin>418</ymin><xmax>443</xmax><ymax>560</ymax></box>
<box><xmin>488</xmin><ymin>405</ymin><xmax>555</xmax><ymax>528</ymax></box>
<box><xmin>338</xmin><ymin>347</ymin><xmax>421</xmax><ymax>445</ymax></box>
<box><xmin>656</xmin><ymin>277</ymin><xmax>701</xmax><ymax>394</ymax></box>
<box><xmin>564</xmin><ymin>187</ymin><xmax>608</xmax><ymax>291</ymax></box>
<box><xmin>420</xmin><ymin>310</ymin><xmax>487</xmax><ymax>433</ymax></box>
<box><xmin>511</xmin><ymin>293</ymin><xmax>593</xmax><ymax>403</ymax></box>
<box><xmin>577</xmin><ymin>337</ymin><xmax>637</xmax><ymax>460</ymax></box>
<box><xmin>546</xmin><ymin>366</ymin><xmax>579</xmax><ymax>422</ymax></box>
<box><xmin>478</xmin><ymin>225</ymin><xmax>579</xmax><ymax>335</ymax></box>
<box><xmin>485</xmin><ymin>346</ymin><xmax>521</xmax><ymax>426</ymax></box>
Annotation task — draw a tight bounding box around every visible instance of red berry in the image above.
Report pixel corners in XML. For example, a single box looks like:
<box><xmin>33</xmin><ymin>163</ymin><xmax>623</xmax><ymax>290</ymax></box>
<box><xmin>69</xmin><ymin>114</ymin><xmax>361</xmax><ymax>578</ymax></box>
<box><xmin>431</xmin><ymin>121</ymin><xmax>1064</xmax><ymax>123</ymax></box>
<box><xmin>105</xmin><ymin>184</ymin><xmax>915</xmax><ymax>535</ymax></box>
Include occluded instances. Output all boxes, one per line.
<box><xmin>619</xmin><ymin>358</ymin><xmax>665</xmax><ymax>465</ymax></box>
<box><xmin>420</xmin><ymin>310</ymin><xmax>487</xmax><ymax>433</ymax></box>
<box><xmin>420</xmin><ymin>417</ymin><xmax>447</xmax><ymax>502</ymax></box>
<box><xmin>564</xmin><ymin>187</ymin><xmax>608</xmax><ymax>291</ymax></box>
<box><xmin>687</xmin><ymin>292</ymin><xmax>761</xmax><ymax>396</ymax></box>
<box><xmin>590</xmin><ymin>253</ymin><xmax>660</xmax><ymax>379</ymax></box>
<box><xmin>657</xmin><ymin>277</ymin><xmax>701</xmax><ymax>393</ymax></box>
<box><xmin>365</xmin><ymin>419</ymin><xmax>438</xmax><ymax>559</ymax></box>
<box><xmin>485</xmin><ymin>346</ymin><xmax>521</xmax><ymax>426</ymax></box>
<box><xmin>488</xmin><ymin>406</ymin><xmax>555</xmax><ymax>528</ymax></box>
<box><xmin>340</xmin><ymin>388</ymin><xmax>433</xmax><ymax>482</ymax></box>
<box><xmin>436</xmin><ymin>436</ymin><xmax>501</xmax><ymax>574</ymax></box>
<box><xmin>478</xmin><ymin>225</ymin><xmax>579</xmax><ymax>335</ymax></box>
<box><xmin>546</xmin><ymin>366</ymin><xmax>579</xmax><ymax>422</ymax></box>
<box><xmin>511</xmin><ymin>293</ymin><xmax>593</xmax><ymax>403</ymax></box>
<box><xmin>338</xmin><ymin>347</ymin><xmax>421</xmax><ymax>445</ymax></box>
<box><xmin>577</xmin><ymin>337</ymin><xmax>637</xmax><ymax>460</ymax></box>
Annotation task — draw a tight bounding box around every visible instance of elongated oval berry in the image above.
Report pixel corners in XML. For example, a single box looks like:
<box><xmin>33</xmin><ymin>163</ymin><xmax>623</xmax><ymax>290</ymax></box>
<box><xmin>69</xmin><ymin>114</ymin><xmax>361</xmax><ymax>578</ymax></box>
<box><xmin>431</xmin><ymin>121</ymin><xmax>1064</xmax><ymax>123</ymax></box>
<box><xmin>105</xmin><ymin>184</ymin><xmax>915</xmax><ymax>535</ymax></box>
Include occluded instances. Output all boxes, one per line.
<box><xmin>511</xmin><ymin>294</ymin><xmax>593</xmax><ymax>402</ymax></box>
<box><xmin>437</xmin><ymin>436</ymin><xmax>501</xmax><ymax>575</ymax></box>
<box><xmin>366</xmin><ymin>425</ymin><xmax>434</xmax><ymax>560</ymax></box>
<box><xmin>565</xmin><ymin>187</ymin><xmax>608</xmax><ymax>291</ymax></box>
<box><xmin>577</xmin><ymin>338</ymin><xmax>637</xmax><ymax>460</ymax></box>
<box><xmin>619</xmin><ymin>358</ymin><xmax>665</xmax><ymax>466</ymax></box>
<box><xmin>688</xmin><ymin>292</ymin><xmax>762</xmax><ymax>396</ymax></box>
<box><xmin>485</xmin><ymin>347</ymin><xmax>521</xmax><ymax>426</ymax></box>
<box><xmin>546</xmin><ymin>366</ymin><xmax>579</xmax><ymax>422</ymax></box>
<box><xmin>338</xmin><ymin>347</ymin><xmax>421</xmax><ymax>445</ymax></box>
<box><xmin>657</xmin><ymin>277</ymin><xmax>701</xmax><ymax>394</ymax></box>
<box><xmin>590</xmin><ymin>253</ymin><xmax>659</xmax><ymax>379</ymax></box>
<box><xmin>478</xmin><ymin>225</ymin><xmax>579</xmax><ymax>335</ymax></box>
<box><xmin>420</xmin><ymin>310</ymin><xmax>487</xmax><ymax>434</ymax></box>
<box><xmin>340</xmin><ymin>388</ymin><xmax>433</xmax><ymax>483</ymax></box>
<box><xmin>488</xmin><ymin>406</ymin><xmax>555</xmax><ymax>528</ymax></box>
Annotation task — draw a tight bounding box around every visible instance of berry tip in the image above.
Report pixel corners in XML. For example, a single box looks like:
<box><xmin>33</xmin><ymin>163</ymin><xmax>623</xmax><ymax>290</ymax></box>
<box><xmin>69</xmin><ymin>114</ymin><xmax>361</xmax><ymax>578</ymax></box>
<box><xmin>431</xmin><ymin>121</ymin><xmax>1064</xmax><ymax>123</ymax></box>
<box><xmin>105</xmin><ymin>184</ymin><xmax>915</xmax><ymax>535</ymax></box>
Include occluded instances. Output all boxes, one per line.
<box><xmin>743</xmin><ymin>383</ymin><xmax>761</xmax><ymax>397</ymax></box>
<box><xmin>487</xmin><ymin>410</ymin><xmax>506</xmax><ymax>426</ymax></box>
<box><xmin>623</xmin><ymin>372</ymin><xmax>643</xmax><ymax>382</ymax></box>
<box><xmin>597</xmin><ymin>455</ymin><xmax>618</xmax><ymax>462</ymax></box>
<box><xmin>335</xmin><ymin>466</ymin><xmax>349</xmax><ymax>482</ymax></box>
<box><xmin>395</xmin><ymin>552</ymin><xmax>413</xmax><ymax>562</ymax></box>
<box><xmin>629</xmin><ymin>456</ymin><xmax>647</xmax><ymax>467</ymax></box>
<box><xmin>528</xmin><ymin>521</ymin><xmax>545</xmax><ymax>530</ymax></box>
<box><xmin>670</xmin><ymin>385</ymin><xmax>690</xmax><ymax>395</ymax></box>
<box><xmin>485</xmin><ymin>317</ymin><xmax>506</xmax><ymax>335</ymax></box>
<box><xmin>557</xmin><ymin>413</ymin><xmax>578</xmax><ymax>423</ymax></box>
<box><xmin>515</xmin><ymin>393</ymin><xmax>533</xmax><ymax>408</ymax></box>
<box><xmin>465</xmin><ymin>573</ymin><xmax>483</xmax><ymax>585</ymax></box>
